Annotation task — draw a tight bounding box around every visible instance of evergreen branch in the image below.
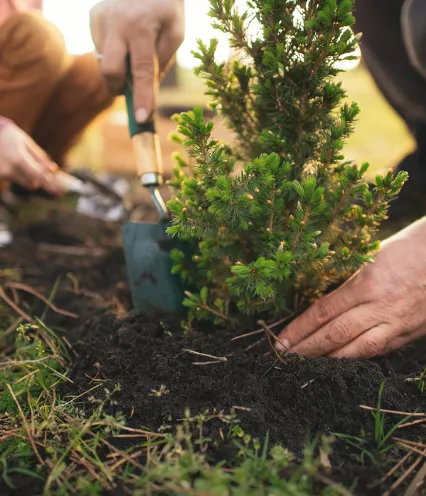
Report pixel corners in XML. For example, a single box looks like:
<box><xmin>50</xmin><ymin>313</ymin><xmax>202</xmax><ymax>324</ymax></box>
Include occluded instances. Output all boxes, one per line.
<box><xmin>167</xmin><ymin>0</ymin><xmax>407</xmax><ymax>327</ymax></box>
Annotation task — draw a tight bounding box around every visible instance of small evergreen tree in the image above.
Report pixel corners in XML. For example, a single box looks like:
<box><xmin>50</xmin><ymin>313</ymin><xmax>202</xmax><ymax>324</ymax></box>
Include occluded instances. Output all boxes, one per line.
<box><xmin>167</xmin><ymin>0</ymin><xmax>407</xmax><ymax>327</ymax></box>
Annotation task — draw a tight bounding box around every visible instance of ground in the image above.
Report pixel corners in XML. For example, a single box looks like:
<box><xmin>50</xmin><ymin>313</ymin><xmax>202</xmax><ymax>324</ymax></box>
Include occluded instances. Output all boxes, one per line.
<box><xmin>1</xmin><ymin>201</ymin><xmax>426</xmax><ymax>496</ymax></box>
<box><xmin>0</xmin><ymin>62</ymin><xmax>424</xmax><ymax>496</ymax></box>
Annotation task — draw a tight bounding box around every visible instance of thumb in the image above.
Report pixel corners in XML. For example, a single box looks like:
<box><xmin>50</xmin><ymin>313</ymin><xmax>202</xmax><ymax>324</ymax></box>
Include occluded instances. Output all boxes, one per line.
<box><xmin>129</xmin><ymin>33</ymin><xmax>158</xmax><ymax>124</ymax></box>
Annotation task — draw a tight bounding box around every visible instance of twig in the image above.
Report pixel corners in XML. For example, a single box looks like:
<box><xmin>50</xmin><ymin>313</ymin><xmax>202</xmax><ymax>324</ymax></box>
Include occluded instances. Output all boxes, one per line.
<box><xmin>0</xmin><ymin>286</ymin><xmax>32</xmax><ymax>322</ymax></box>
<box><xmin>398</xmin><ymin>418</ymin><xmax>426</xmax><ymax>429</ymax></box>
<box><xmin>257</xmin><ymin>320</ymin><xmax>290</xmax><ymax>369</ymax></box>
<box><xmin>1</xmin><ymin>431</ymin><xmax>47</xmax><ymax>449</ymax></box>
<box><xmin>372</xmin><ymin>451</ymin><xmax>412</xmax><ymax>487</ymax></box>
<box><xmin>232</xmin><ymin>313</ymin><xmax>295</xmax><ymax>341</ymax></box>
<box><xmin>6</xmin><ymin>384</ymin><xmax>44</xmax><ymax>467</ymax></box>
<box><xmin>62</xmin><ymin>336</ymin><xmax>79</xmax><ymax>358</ymax></box>
<box><xmin>404</xmin><ymin>460</ymin><xmax>426</xmax><ymax>496</ymax></box>
<box><xmin>393</xmin><ymin>438</ymin><xmax>426</xmax><ymax>449</ymax></box>
<box><xmin>360</xmin><ymin>405</ymin><xmax>425</xmax><ymax>417</ymax></box>
<box><xmin>232</xmin><ymin>328</ymin><xmax>264</xmax><ymax>341</ymax></box>
<box><xmin>63</xmin><ymin>384</ymin><xmax>102</xmax><ymax>405</ymax></box>
<box><xmin>15</xmin><ymin>369</ymin><xmax>40</xmax><ymax>384</ymax></box>
<box><xmin>244</xmin><ymin>337</ymin><xmax>266</xmax><ymax>351</ymax></box>
<box><xmin>383</xmin><ymin>448</ymin><xmax>426</xmax><ymax>496</ymax></box>
<box><xmin>5</xmin><ymin>282</ymin><xmax>78</xmax><ymax>319</ymax></box>
<box><xmin>95</xmin><ymin>435</ymin><xmax>147</xmax><ymax>473</ymax></box>
<box><xmin>258</xmin><ymin>320</ymin><xmax>290</xmax><ymax>350</ymax></box>
<box><xmin>70</xmin><ymin>451</ymin><xmax>110</xmax><ymax>488</ymax></box>
<box><xmin>200</xmin><ymin>304</ymin><xmax>230</xmax><ymax>321</ymax></box>
<box><xmin>182</xmin><ymin>349</ymin><xmax>228</xmax><ymax>363</ymax></box>
<box><xmin>0</xmin><ymin>356</ymin><xmax>59</xmax><ymax>368</ymax></box>
<box><xmin>113</xmin><ymin>434</ymin><xmax>152</xmax><ymax>439</ymax></box>
<box><xmin>232</xmin><ymin>406</ymin><xmax>252</xmax><ymax>412</ymax></box>
<box><xmin>90</xmin><ymin>422</ymin><xmax>165</xmax><ymax>438</ymax></box>
<box><xmin>10</xmin><ymin>286</ymin><xmax>19</xmax><ymax>305</ymax></box>
<box><xmin>259</xmin><ymin>320</ymin><xmax>287</xmax><ymax>365</ymax></box>
<box><xmin>108</xmin><ymin>450</ymin><xmax>145</xmax><ymax>473</ymax></box>
<box><xmin>192</xmin><ymin>360</ymin><xmax>225</xmax><ymax>366</ymax></box>
<box><xmin>397</xmin><ymin>442</ymin><xmax>426</xmax><ymax>458</ymax></box>
<box><xmin>184</xmin><ymin>291</ymin><xmax>230</xmax><ymax>321</ymax></box>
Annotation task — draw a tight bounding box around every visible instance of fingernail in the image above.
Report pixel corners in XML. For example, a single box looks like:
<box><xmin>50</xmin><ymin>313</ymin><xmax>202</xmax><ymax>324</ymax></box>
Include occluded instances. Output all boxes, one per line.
<box><xmin>135</xmin><ymin>108</ymin><xmax>148</xmax><ymax>123</ymax></box>
<box><xmin>277</xmin><ymin>338</ymin><xmax>290</xmax><ymax>351</ymax></box>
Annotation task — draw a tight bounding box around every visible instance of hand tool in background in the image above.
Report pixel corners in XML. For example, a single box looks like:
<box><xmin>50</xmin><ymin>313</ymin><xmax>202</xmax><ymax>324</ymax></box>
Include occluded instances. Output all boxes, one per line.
<box><xmin>54</xmin><ymin>169</ymin><xmax>128</xmax><ymax>222</ymax></box>
<box><xmin>0</xmin><ymin>170</ymin><xmax>129</xmax><ymax>248</ymax></box>
<box><xmin>121</xmin><ymin>59</ymin><xmax>188</xmax><ymax>314</ymax></box>
<box><xmin>7</xmin><ymin>170</ymin><xmax>129</xmax><ymax>223</ymax></box>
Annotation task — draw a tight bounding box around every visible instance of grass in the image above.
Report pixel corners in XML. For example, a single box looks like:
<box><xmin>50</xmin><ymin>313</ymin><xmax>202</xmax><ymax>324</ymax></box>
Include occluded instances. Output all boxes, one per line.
<box><xmin>0</xmin><ymin>283</ymin><xmax>352</xmax><ymax>496</ymax></box>
<box><xmin>333</xmin><ymin>381</ymin><xmax>413</xmax><ymax>466</ymax></box>
<box><xmin>1</xmin><ymin>272</ymin><xmax>425</xmax><ymax>495</ymax></box>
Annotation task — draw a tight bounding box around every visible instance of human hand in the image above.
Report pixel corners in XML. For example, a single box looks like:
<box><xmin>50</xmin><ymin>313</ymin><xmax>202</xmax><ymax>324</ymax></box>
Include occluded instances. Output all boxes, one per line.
<box><xmin>90</xmin><ymin>0</ymin><xmax>185</xmax><ymax>123</ymax></box>
<box><xmin>277</xmin><ymin>218</ymin><xmax>426</xmax><ymax>359</ymax></box>
<box><xmin>0</xmin><ymin>119</ymin><xmax>63</xmax><ymax>196</ymax></box>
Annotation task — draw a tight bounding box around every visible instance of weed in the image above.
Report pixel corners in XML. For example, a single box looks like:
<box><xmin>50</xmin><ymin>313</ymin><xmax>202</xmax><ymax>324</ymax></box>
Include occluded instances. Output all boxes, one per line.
<box><xmin>150</xmin><ymin>385</ymin><xmax>170</xmax><ymax>397</ymax></box>
<box><xmin>334</xmin><ymin>381</ymin><xmax>413</xmax><ymax>466</ymax></box>
<box><xmin>0</xmin><ymin>317</ymin><xmax>349</xmax><ymax>495</ymax></box>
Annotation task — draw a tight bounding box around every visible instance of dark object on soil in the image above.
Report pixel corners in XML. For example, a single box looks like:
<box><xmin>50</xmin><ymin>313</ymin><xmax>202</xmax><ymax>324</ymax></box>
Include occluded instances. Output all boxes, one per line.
<box><xmin>122</xmin><ymin>60</ymin><xmax>188</xmax><ymax>314</ymax></box>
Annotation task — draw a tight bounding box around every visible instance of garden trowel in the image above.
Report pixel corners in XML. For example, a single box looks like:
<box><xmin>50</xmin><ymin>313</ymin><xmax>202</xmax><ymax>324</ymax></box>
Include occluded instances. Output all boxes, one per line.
<box><xmin>121</xmin><ymin>63</ymin><xmax>187</xmax><ymax>314</ymax></box>
<box><xmin>55</xmin><ymin>170</ymin><xmax>128</xmax><ymax>222</ymax></box>
<box><xmin>8</xmin><ymin>170</ymin><xmax>128</xmax><ymax>223</ymax></box>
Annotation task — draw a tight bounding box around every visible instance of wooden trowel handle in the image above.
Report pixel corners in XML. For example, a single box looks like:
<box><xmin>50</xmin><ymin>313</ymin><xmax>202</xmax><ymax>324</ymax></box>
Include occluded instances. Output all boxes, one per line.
<box><xmin>125</xmin><ymin>57</ymin><xmax>163</xmax><ymax>188</ymax></box>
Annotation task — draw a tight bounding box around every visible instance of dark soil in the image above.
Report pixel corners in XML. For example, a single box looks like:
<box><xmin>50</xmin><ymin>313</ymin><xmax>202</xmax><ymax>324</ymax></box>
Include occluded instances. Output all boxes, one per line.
<box><xmin>2</xmin><ymin>206</ymin><xmax>426</xmax><ymax>495</ymax></box>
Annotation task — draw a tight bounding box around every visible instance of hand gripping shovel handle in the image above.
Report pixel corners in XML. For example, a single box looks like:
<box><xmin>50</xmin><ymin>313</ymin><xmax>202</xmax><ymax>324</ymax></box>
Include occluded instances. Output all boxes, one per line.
<box><xmin>124</xmin><ymin>57</ymin><xmax>169</xmax><ymax>220</ymax></box>
<box><xmin>124</xmin><ymin>60</ymin><xmax>163</xmax><ymax>188</ymax></box>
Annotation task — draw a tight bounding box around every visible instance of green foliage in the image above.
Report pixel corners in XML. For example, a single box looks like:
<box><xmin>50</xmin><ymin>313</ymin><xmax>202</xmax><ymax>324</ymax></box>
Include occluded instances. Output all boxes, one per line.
<box><xmin>132</xmin><ymin>412</ymin><xmax>344</xmax><ymax>495</ymax></box>
<box><xmin>372</xmin><ymin>380</ymin><xmax>412</xmax><ymax>454</ymax></box>
<box><xmin>167</xmin><ymin>0</ymin><xmax>407</xmax><ymax>326</ymax></box>
<box><xmin>333</xmin><ymin>381</ymin><xmax>412</xmax><ymax>464</ymax></box>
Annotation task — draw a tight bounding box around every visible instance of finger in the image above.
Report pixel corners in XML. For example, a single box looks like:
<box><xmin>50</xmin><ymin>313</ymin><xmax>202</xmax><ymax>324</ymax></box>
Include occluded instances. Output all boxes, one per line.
<box><xmin>157</xmin><ymin>19</ymin><xmax>185</xmax><ymax>78</ymax></box>
<box><xmin>288</xmin><ymin>303</ymin><xmax>384</xmax><ymax>358</ymax></box>
<box><xmin>100</xmin><ymin>30</ymin><xmax>127</xmax><ymax>95</ymax></box>
<box><xmin>129</xmin><ymin>31</ymin><xmax>158</xmax><ymax>123</ymax></box>
<box><xmin>26</xmin><ymin>141</ymin><xmax>58</xmax><ymax>173</ymax></box>
<box><xmin>329</xmin><ymin>323</ymin><xmax>396</xmax><ymax>359</ymax></box>
<box><xmin>18</xmin><ymin>152</ymin><xmax>62</xmax><ymax>196</ymax></box>
<box><xmin>89</xmin><ymin>1</ymin><xmax>106</xmax><ymax>52</ymax></box>
<box><xmin>277</xmin><ymin>282</ymin><xmax>362</xmax><ymax>351</ymax></box>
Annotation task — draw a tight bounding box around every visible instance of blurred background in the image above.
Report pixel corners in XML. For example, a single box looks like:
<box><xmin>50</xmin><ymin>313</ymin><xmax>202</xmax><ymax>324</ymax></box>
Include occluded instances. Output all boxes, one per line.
<box><xmin>42</xmin><ymin>0</ymin><xmax>414</xmax><ymax>179</ymax></box>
